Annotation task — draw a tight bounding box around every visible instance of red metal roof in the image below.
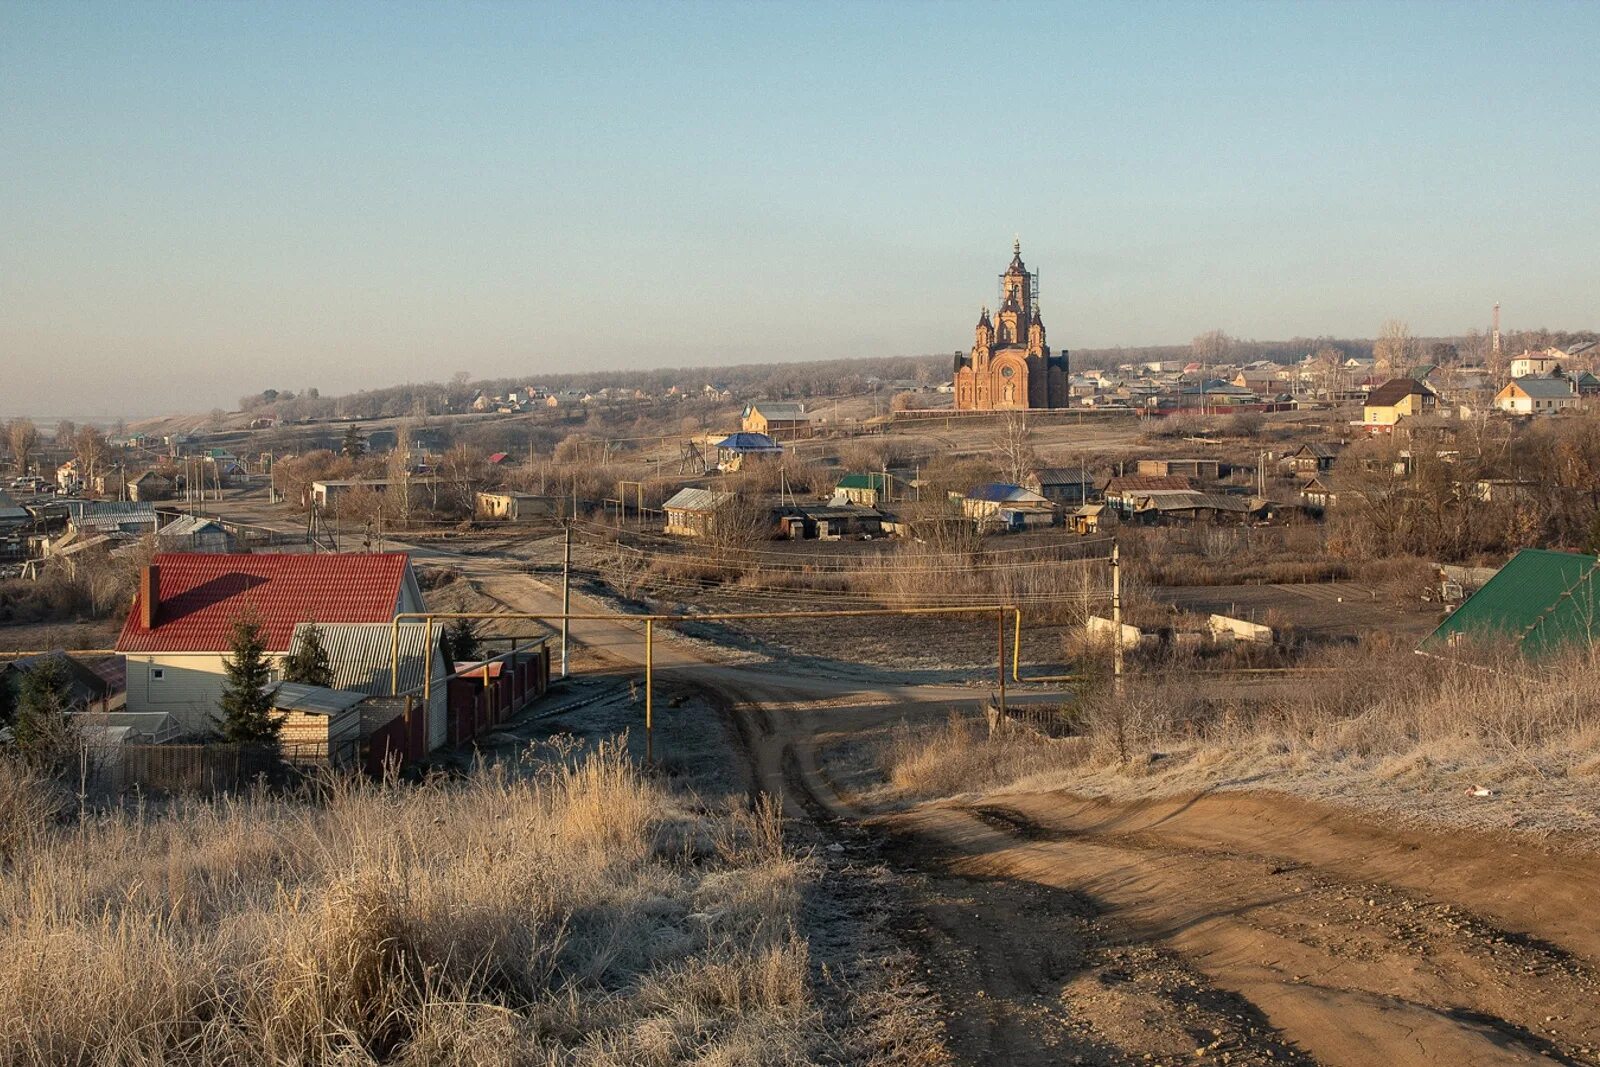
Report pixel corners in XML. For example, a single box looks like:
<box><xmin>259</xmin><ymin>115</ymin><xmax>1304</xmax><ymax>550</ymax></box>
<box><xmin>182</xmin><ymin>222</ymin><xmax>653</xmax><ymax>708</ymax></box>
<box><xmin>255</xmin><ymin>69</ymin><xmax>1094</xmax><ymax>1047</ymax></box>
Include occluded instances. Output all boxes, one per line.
<box><xmin>117</xmin><ymin>552</ymin><xmax>413</xmax><ymax>654</ymax></box>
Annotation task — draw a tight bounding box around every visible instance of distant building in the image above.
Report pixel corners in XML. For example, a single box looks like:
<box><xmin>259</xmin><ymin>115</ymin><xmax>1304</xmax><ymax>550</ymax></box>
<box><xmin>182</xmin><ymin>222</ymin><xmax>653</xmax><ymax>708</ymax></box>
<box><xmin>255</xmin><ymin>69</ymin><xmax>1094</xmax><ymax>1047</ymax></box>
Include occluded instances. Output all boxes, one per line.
<box><xmin>1362</xmin><ymin>378</ymin><xmax>1437</xmax><ymax>431</ymax></box>
<box><xmin>662</xmin><ymin>487</ymin><xmax>734</xmax><ymax>538</ymax></box>
<box><xmin>741</xmin><ymin>403</ymin><xmax>814</xmax><ymax>440</ymax></box>
<box><xmin>834</xmin><ymin>472</ymin><xmax>901</xmax><ymax>508</ymax></box>
<box><xmin>960</xmin><ymin>483</ymin><xmax>1058</xmax><ymax>530</ymax></box>
<box><xmin>1136</xmin><ymin>458</ymin><xmax>1221</xmax><ymax>482</ymax></box>
<box><xmin>1495</xmin><ymin>376</ymin><xmax>1577</xmax><ymax>415</ymax></box>
<box><xmin>1022</xmin><ymin>468</ymin><xmax>1096</xmax><ymax>505</ymax></box>
<box><xmin>475</xmin><ymin>490</ymin><xmax>560</xmax><ymax>523</ymax></box>
<box><xmin>1509</xmin><ymin>351</ymin><xmax>1564</xmax><ymax>379</ymax></box>
<box><xmin>953</xmin><ymin>240</ymin><xmax>1069</xmax><ymax>410</ymax></box>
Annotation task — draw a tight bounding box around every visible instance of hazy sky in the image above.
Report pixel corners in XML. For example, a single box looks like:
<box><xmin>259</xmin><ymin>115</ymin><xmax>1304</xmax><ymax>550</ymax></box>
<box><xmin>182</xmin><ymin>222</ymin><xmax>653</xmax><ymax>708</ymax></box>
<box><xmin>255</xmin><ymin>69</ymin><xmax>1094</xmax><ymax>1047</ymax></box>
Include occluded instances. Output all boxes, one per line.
<box><xmin>4</xmin><ymin>1</ymin><xmax>1598</xmax><ymax>417</ymax></box>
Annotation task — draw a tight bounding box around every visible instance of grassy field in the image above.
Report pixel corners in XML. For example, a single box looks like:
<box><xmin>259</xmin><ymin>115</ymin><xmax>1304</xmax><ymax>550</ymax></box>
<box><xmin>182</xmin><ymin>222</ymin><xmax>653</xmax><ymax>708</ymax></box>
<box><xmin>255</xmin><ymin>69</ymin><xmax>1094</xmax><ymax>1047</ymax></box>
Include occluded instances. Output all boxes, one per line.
<box><xmin>0</xmin><ymin>745</ymin><xmax>829</xmax><ymax>1066</ymax></box>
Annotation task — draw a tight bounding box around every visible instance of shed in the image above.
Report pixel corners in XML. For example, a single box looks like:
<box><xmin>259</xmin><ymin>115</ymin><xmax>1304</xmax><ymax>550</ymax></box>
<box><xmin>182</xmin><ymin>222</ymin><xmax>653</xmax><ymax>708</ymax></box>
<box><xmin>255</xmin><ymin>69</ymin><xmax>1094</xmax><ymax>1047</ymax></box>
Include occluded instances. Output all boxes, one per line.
<box><xmin>475</xmin><ymin>490</ymin><xmax>560</xmax><ymax>522</ymax></box>
<box><xmin>267</xmin><ymin>682</ymin><xmax>367</xmax><ymax>765</ymax></box>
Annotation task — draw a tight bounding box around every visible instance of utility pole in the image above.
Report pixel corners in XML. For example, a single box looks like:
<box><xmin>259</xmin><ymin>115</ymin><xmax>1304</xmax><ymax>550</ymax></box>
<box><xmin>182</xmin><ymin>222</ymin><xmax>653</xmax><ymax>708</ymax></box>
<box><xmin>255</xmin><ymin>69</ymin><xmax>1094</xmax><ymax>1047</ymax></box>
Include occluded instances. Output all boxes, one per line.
<box><xmin>561</xmin><ymin>522</ymin><xmax>572</xmax><ymax>679</ymax></box>
<box><xmin>1111</xmin><ymin>540</ymin><xmax>1124</xmax><ymax>696</ymax></box>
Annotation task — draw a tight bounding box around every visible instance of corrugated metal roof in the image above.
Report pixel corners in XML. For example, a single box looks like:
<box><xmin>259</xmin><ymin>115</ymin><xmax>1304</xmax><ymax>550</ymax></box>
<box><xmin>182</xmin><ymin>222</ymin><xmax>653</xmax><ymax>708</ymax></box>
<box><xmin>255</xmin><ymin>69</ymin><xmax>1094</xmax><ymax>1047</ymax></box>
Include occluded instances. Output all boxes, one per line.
<box><xmin>71</xmin><ymin>511</ymin><xmax>158</xmax><ymax>534</ymax></box>
<box><xmin>117</xmin><ymin>552</ymin><xmax>412</xmax><ymax>654</ymax></box>
<box><xmin>64</xmin><ymin>501</ymin><xmax>155</xmax><ymax>518</ymax></box>
<box><xmin>663</xmin><ymin>487</ymin><xmax>734</xmax><ymax>511</ymax></box>
<box><xmin>290</xmin><ymin>621</ymin><xmax>439</xmax><ymax>697</ymax></box>
<box><xmin>158</xmin><ymin>515</ymin><xmax>229</xmax><ymax>537</ymax></box>
<box><xmin>1422</xmin><ymin>548</ymin><xmax>1600</xmax><ymax>658</ymax></box>
<box><xmin>267</xmin><ymin>682</ymin><xmax>368</xmax><ymax>716</ymax></box>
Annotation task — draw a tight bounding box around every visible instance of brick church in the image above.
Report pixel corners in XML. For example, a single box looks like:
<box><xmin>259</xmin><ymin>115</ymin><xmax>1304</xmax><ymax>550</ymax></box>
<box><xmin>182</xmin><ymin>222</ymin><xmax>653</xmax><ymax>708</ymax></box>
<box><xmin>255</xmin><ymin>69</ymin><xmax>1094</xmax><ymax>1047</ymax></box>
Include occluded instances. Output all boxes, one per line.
<box><xmin>953</xmin><ymin>240</ymin><xmax>1069</xmax><ymax>410</ymax></box>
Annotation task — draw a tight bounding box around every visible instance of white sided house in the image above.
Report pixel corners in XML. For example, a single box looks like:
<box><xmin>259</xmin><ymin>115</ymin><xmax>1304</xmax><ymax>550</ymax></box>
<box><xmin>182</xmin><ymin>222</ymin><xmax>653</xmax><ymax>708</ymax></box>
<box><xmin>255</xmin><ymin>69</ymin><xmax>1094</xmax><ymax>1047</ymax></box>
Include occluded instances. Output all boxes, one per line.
<box><xmin>116</xmin><ymin>552</ymin><xmax>426</xmax><ymax>734</ymax></box>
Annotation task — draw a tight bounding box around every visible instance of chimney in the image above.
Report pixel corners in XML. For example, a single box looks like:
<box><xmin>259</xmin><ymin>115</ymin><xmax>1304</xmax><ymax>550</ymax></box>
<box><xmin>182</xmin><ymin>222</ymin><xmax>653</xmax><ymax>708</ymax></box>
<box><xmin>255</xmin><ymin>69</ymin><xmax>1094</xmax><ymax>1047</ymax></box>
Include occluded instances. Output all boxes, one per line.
<box><xmin>140</xmin><ymin>564</ymin><xmax>160</xmax><ymax>630</ymax></box>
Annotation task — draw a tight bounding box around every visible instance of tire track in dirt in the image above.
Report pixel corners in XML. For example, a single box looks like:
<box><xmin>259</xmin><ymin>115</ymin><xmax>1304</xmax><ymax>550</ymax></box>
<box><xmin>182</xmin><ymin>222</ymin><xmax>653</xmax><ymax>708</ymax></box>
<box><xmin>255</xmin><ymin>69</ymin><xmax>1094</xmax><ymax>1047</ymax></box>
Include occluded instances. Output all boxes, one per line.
<box><xmin>879</xmin><ymin>796</ymin><xmax>1600</xmax><ymax>1065</ymax></box>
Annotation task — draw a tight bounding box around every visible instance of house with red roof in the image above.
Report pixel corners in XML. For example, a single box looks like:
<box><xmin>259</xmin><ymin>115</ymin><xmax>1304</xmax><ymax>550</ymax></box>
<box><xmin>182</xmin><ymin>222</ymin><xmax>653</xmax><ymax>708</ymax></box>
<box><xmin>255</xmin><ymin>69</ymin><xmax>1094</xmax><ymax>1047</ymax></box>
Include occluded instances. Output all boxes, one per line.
<box><xmin>116</xmin><ymin>552</ymin><xmax>426</xmax><ymax>732</ymax></box>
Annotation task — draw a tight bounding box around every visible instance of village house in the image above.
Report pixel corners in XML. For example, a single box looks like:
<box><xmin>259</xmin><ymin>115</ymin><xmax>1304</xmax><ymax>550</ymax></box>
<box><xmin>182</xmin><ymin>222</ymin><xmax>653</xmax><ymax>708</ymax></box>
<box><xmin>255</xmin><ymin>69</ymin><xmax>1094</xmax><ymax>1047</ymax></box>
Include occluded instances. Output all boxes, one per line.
<box><xmin>115</xmin><ymin>552</ymin><xmax>427</xmax><ymax>733</ymax></box>
<box><xmin>1102</xmin><ymin>474</ymin><xmax>1196</xmax><ymax>516</ymax></box>
<box><xmin>156</xmin><ymin>514</ymin><xmax>239</xmax><ymax>553</ymax></box>
<box><xmin>1362</xmin><ymin>377</ymin><xmax>1438</xmax><ymax>431</ymax></box>
<box><xmin>1299</xmin><ymin>475</ymin><xmax>1338</xmax><ymax>510</ymax></box>
<box><xmin>1286</xmin><ymin>442</ymin><xmax>1338</xmax><ymax>474</ymax></box>
<box><xmin>775</xmin><ymin>501</ymin><xmax>885</xmax><ymax>540</ymax></box>
<box><xmin>1495</xmin><ymin>376</ymin><xmax>1577</xmax><ymax>416</ymax></box>
<box><xmin>1125</xmin><ymin>490</ymin><xmax>1262</xmax><ymax>525</ymax></box>
<box><xmin>960</xmin><ymin>483</ymin><xmax>1058</xmax><ymax>531</ymax></box>
<box><xmin>741</xmin><ymin>402</ymin><xmax>814</xmax><ymax>440</ymax></box>
<box><xmin>310</xmin><ymin>477</ymin><xmax>443</xmax><ymax>510</ymax></box>
<box><xmin>663</xmin><ymin>487</ymin><xmax>734</xmax><ymax>538</ymax></box>
<box><xmin>714</xmin><ymin>432</ymin><xmax>783</xmax><ymax>471</ymax></box>
<box><xmin>1022</xmin><ymin>467</ymin><xmax>1097</xmax><ymax>505</ymax></box>
<box><xmin>833</xmin><ymin>472</ymin><xmax>901</xmax><ymax>508</ymax></box>
<box><xmin>1509</xmin><ymin>350</ymin><xmax>1565</xmax><ymax>379</ymax></box>
<box><xmin>127</xmin><ymin>470</ymin><xmax>177</xmax><ymax>502</ymax></box>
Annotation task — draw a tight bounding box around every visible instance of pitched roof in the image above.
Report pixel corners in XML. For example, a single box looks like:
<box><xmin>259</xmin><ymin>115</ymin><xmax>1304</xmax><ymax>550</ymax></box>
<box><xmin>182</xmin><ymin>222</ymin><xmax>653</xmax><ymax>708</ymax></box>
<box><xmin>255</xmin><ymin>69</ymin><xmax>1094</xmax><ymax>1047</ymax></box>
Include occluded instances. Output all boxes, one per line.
<box><xmin>0</xmin><ymin>490</ymin><xmax>27</xmax><ymax>522</ymax></box>
<box><xmin>1104</xmin><ymin>475</ymin><xmax>1196</xmax><ymax>494</ymax></box>
<box><xmin>663</xmin><ymin>487</ymin><xmax>734</xmax><ymax>512</ymax></box>
<box><xmin>836</xmin><ymin>472</ymin><xmax>896</xmax><ymax>491</ymax></box>
<box><xmin>715</xmin><ymin>432</ymin><xmax>783</xmax><ymax>452</ymax></box>
<box><xmin>1504</xmin><ymin>377</ymin><xmax>1576</xmax><ymax>399</ymax></box>
<box><xmin>967</xmin><ymin>483</ymin><xmax>1049</xmax><ymax>503</ymax></box>
<box><xmin>117</xmin><ymin>552</ymin><xmax>414</xmax><ymax>654</ymax></box>
<box><xmin>1422</xmin><ymin>549</ymin><xmax>1600</xmax><ymax>658</ymax></box>
<box><xmin>1027</xmin><ymin>468</ymin><xmax>1095</xmax><ymax>486</ymax></box>
<box><xmin>290</xmin><ymin>621</ymin><xmax>440</xmax><ymax>697</ymax></box>
<box><xmin>1130</xmin><ymin>490</ymin><xmax>1257</xmax><ymax>513</ymax></box>
<box><xmin>747</xmin><ymin>402</ymin><xmax>808</xmax><ymax>420</ymax></box>
<box><xmin>1365</xmin><ymin>378</ymin><xmax>1432</xmax><ymax>407</ymax></box>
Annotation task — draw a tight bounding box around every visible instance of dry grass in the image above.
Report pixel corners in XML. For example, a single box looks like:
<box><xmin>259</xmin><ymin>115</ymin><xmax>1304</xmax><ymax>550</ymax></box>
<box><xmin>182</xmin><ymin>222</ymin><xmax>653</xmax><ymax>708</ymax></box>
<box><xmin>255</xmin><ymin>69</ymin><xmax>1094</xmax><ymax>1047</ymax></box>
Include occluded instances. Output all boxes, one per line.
<box><xmin>877</xmin><ymin>645</ymin><xmax>1600</xmax><ymax>834</ymax></box>
<box><xmin>883</xmin><ymin>712</ymin><xmax>1088</xmax><ymax>801</ymax></box>
<box><xmin>0</xmin><ymin>742</ymin><xmax>825</xmax><ymax>1066</ymax></box>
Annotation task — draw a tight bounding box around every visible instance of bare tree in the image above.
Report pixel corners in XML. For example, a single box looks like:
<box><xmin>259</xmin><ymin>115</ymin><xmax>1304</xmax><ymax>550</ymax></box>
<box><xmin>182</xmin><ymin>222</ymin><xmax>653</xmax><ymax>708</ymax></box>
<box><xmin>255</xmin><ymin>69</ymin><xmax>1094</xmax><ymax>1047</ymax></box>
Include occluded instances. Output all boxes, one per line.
<box><xmin>1192</xmin><ymin>330</ymin><xmax>1231</xmax><ymax>411</ymax></box>
<box><xmin>73</xmin><ymin>426</ymin><xmax>108</xmax><ymax>497</ymax></box>
<box><xmin>439</xmin><ymin>444</ymin><xmax>488</xmax><ymax>516</ymax></box>
<box><xmin>53</xmin><ymin>420</ymin><xmax>76</xmax><ymax>448</ymax></box>
<box><xmin>1373</xmin><ymin>319</ymin><xmax>1415</xmax><ymax>375</ymax></box>
<box><xmin>7</xmin><ymin>418</ymin><xmax>39</xmax><ymax>474</ymax></box>
<box><xmin>992</xmin><ymin>410</ymin><xmax>1036</xmax><ymax>485</ymax></box>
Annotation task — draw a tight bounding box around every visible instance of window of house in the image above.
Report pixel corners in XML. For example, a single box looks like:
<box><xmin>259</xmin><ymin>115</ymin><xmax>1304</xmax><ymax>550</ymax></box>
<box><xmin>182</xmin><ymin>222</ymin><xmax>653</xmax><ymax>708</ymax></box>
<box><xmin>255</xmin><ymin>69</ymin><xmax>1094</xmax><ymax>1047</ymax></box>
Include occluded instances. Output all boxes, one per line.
<box><xmin>150</xmin><ymin>668</ymin><xmax>165</xmax><ymax>681</ymax></box>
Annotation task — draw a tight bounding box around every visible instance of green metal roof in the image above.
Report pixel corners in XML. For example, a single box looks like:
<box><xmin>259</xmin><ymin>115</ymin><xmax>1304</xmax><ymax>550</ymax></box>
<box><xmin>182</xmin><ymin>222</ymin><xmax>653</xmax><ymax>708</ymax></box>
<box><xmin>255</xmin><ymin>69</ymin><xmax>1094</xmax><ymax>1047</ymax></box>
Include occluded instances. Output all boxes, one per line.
<box><xmin>1422</xmin><ymin>548</ymin><xmax>1600</xmax><ymax>658</ymax></box>
<box><xmin>836</xmin><ymin>473</ymin><xmax>895</xmax><ymax>491</ymax></box>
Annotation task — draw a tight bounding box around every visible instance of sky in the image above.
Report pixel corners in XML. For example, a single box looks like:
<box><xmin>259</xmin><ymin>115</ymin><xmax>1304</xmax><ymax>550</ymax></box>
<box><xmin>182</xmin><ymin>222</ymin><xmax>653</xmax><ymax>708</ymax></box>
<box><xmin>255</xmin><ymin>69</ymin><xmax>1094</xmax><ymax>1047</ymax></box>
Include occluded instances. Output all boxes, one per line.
<box><xmin>3</xmin><ymin>1</ymin><xmax>1598</xmax><ymax>417</ymax></box>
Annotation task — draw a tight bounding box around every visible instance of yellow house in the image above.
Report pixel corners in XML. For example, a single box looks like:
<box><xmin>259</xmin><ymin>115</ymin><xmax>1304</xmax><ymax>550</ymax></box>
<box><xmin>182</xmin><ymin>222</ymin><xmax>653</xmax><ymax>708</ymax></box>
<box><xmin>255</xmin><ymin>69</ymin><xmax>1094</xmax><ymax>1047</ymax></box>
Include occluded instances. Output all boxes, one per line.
<box><xmin>1362</xmin><ymin>378</ymin><xmax>1436</xmax><ymax>432</ymax></box>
